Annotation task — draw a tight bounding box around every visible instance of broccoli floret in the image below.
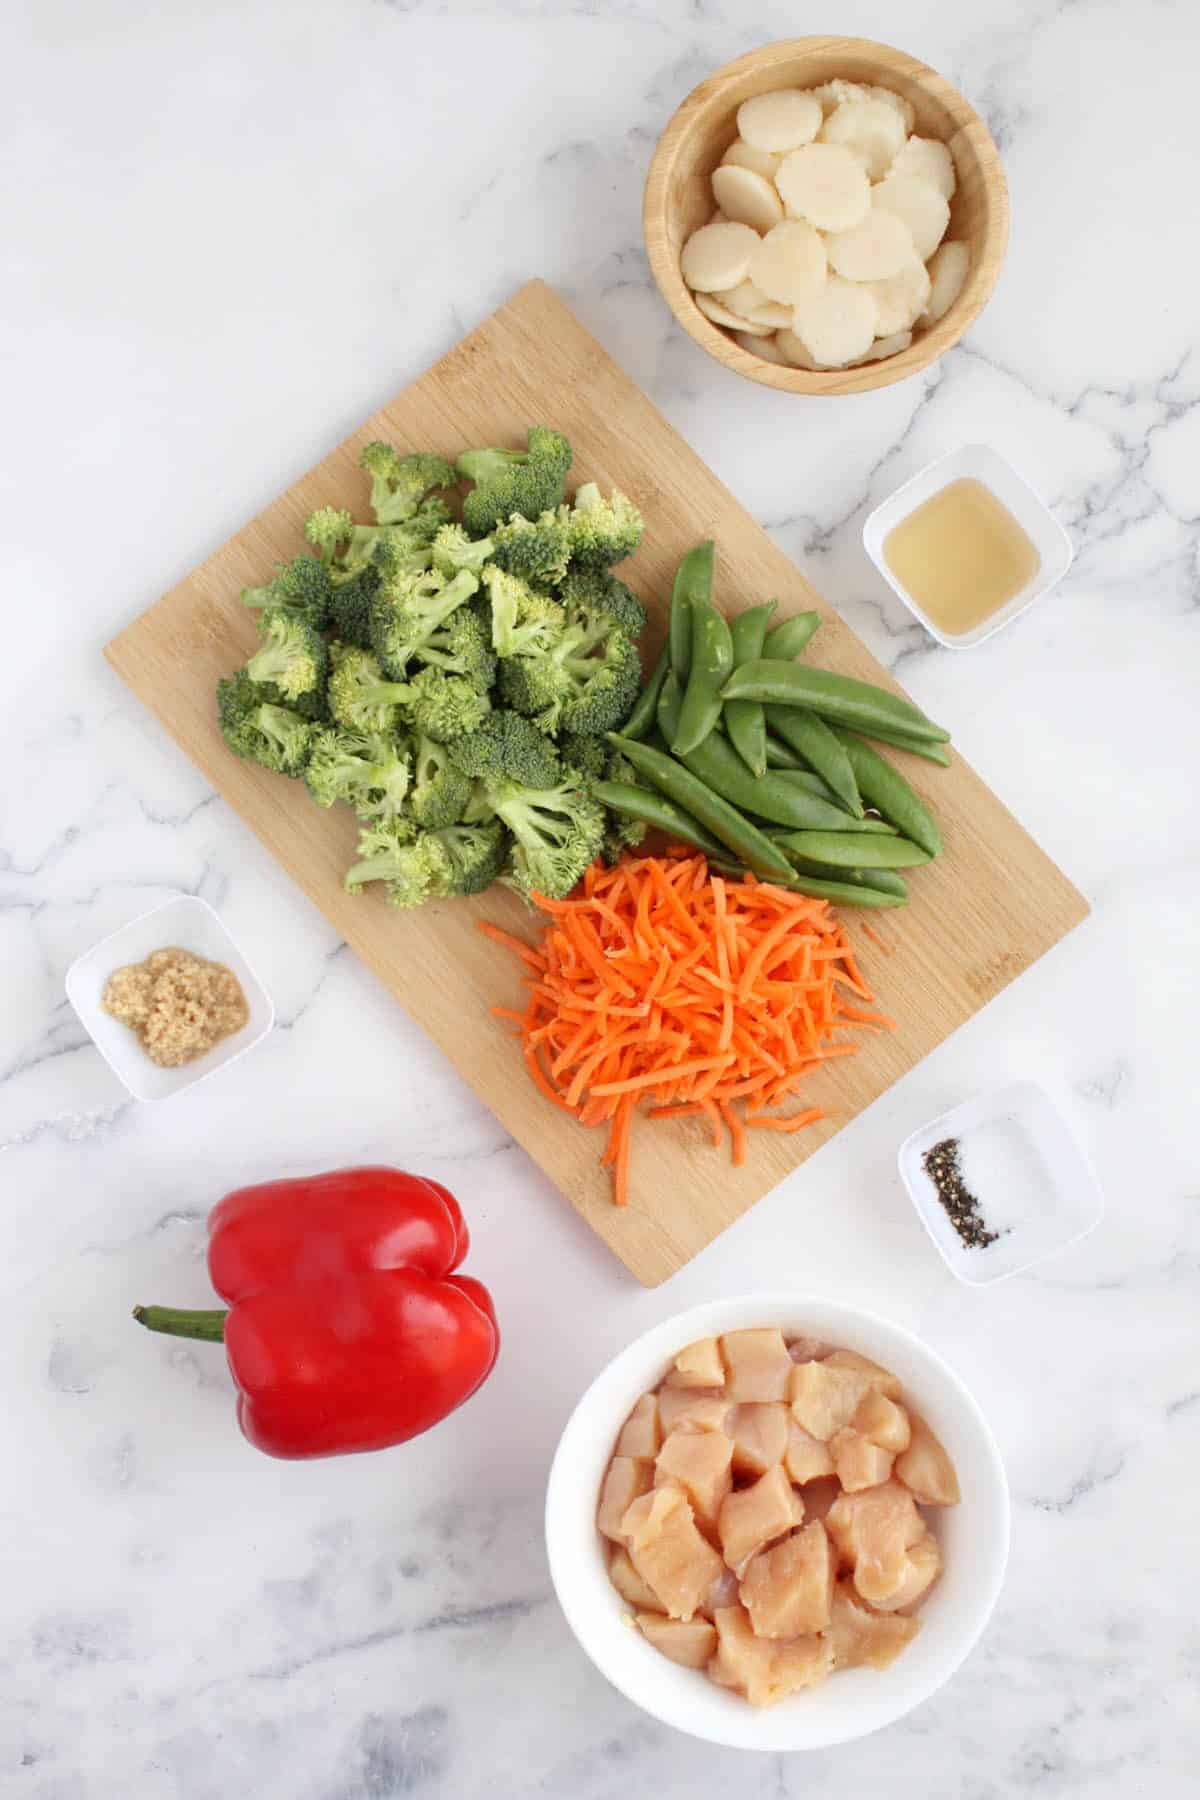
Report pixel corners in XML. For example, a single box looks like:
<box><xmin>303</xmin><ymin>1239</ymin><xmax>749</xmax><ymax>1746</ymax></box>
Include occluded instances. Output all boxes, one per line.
<box><xmin>412</xmin><ymin>605</ymin><xmax>496</xmax><ymax>691</ymax></box>
<box><xmin>402</xmin><ymin>665</ymin><xmax>491</xmax><ymax>742</ymax></box>
<box><xmin>558</xmin><ymin>565</ymin><xmax>647</xmax><ymax>639</ymax></box>
<box><xmin>431</xmin><ymin>818</ymin><xmax>509</xmax><ymax>897</ymax></box>
<box><xmin>482</xmin><ymin>566</ymin><xmax>564</xmax><ymax>659</ymax></box>
<box><xmin>304</xmin><ymin>728</ymin><xmax>411</xmax><ymax>821</ymax></box>
<box><xmin>431</xmin><ymin>523</ymin><xmax>494</xmax><ymax>578</ymax></box>
<box><xmin>557</xmin><ymin>730</ymin><xmax>607</xmax><ymax>779</ymax></box>
<box><xmin>497</xmin><ymin>606</ymin><xmax>641</xmax><ymax>736</ymax></box>
<box><xmin>370</xmin><ymin>568</ymin><xmax>479</xmax><ymax>678</ymax></box>
<box><xmin>326</xmin><ymin>563</ymin><xmax>380</xmax><ymax>649</ymax></box>
<box><xmin>245</xmin><ymin>608</ymin><xmax>328</xmax><ymax>703</ymax></box>
<box><xmin>328</xmin><ymin>645</ymin><xmax>488</xmax><ymax>741</ymax></box>
<box><xmin>216</xmin><ymin>670</ymin><xmax>314</xmax><ymax>776</ymax></box>
<box><xmin>305</xmin><ymin>506</ymin><xmax>355</xmax><ymax>564</ymax></box>
<box><xmin>490</xmin><ymin>509</ymin><xmax>571</xmax><ymax>585</ymax></box>
<box><xmin>240</xmin><ymin>555</ymin><xmax>332</xmax><ymax>628</ymax></box>
<box><xmin>448</xmin><ymin>711</ymin><xmax>561</xmax><ymax>786</ymax></box>
<box><xmin>409</xmin><ymin>732</ymin><xmax>472</xmax><ymax>830</ymax></box>
<box><xmin>344</xmin><ymin>819</ymin><xmax>447</xmax><ymax>909</ymax></box>
<box><xmin>484</xmin><ymin>770</ymin><xmax>604</xmax><ymax>902</ymax></box>
<box><xmin>359</xmin><ymin>443</ymin><xmax>456</xmax><ymax>526</ymax></box>
<box><xmin>565</xmin><ymin>482</ymin><xmax>644</xmax><ymax>569</ymax></box>
<box><xmin>458</xmin><ymin>427</ymin><xmax>572</xmax><ymax>536</ymax></box>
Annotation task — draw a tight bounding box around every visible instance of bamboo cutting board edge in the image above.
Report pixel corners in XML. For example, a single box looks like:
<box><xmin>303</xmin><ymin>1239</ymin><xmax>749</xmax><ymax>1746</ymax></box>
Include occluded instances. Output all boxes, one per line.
<box><xmin>105</xmin><ymin>280</ymin><xmax>1089</xmax><ymax>1286</ymax></box>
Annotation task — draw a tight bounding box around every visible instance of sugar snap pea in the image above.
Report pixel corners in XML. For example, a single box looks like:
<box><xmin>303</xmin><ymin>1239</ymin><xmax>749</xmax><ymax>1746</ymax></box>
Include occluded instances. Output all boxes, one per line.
<box><xmin>782</xmin><ymin>856</ymin><xmax>908</xmax><ymax>898</ymax></box>
<box><xmin>845</xmin><ymin>724</ymin><xmax>952</xmax><ymax>767</ymax></box>
<box><xmin>780</xmin><ymin>874</ymin><xmax>906</xmax><ymax>909</ymax></box>
<box><xmin>762</xmin><ymin>613</ymin><xmax>821</xmax><ymax>660</ymax></box>
<box><xmin>592</xmin><ymin>779</ymin><xmax>727</xmax><ymax>860</ymax></box>
<box><xmin>658</xmin><ymin>678</ymin><xmax>882</xmax><ymax>834</ymax></box>
<box><xmin>607</xmin><ymin>733</ymin><xmax>796</xmax><ymax>883</ymax></box>
<box><xmin>834</xmin><ymin>731</ymin><xmax>942</xmax><ymax>859</ymax></box>
<box><xmin>765</xmin><ymin>706</ymin><xmax>863</xmax><ymax>818</ymax></box>
<box><xmin>773</xmin><ymin>830</ymin><xmax>932</xmax><ymax>870</ymax></box>
<box><xmin>621</xmin><ymin>645</ymin><xmax>669</xmax><ymax>742</ymax></box>
<box><xmin>723</xmin><ymin>601</ymin><xmax>776</xmax><ymax>777</ymax></box>
<box><xmin>673</xmin><ymin>600</ymin><xmax>734</xmax><ymax>756</ymax></box>
<box><xmin>722</xmin><ymin>660</ymin><xmax>950</xmax><ymax>743</ymax></box>
<box><xmin>668</xmin><ymin>541</ymin><xmax>713</xmax><ymax>684</ymax></box>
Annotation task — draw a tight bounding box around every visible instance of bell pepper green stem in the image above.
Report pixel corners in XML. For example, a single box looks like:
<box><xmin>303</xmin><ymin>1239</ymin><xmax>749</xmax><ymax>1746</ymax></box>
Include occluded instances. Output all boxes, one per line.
<box><xmin>133</xmin><ymin>1304</ymin><xmax>227</xmax><ymax>1342</ymax></box>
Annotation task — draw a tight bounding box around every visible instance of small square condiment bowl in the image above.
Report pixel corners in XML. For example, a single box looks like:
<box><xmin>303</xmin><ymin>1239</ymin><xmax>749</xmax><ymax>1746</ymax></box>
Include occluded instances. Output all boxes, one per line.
<box><xmin>65</xmin><ymin>894</ymin><xmax>274</xmax><ymax>1102</ymax></box>
<box><xmin>897</xmin><ymin>1081</ymin><xmax>1104</xmax><ymax>1285</ymax></box>
<box><xmin>862</xmin><ymin>444</ymin><xmax>1073</xmax><ymax>648</ymax></box>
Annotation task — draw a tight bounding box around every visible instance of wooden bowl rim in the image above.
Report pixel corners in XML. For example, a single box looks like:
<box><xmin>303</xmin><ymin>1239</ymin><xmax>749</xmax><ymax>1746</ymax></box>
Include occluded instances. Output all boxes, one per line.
<box><xmin>643</xmin><ymin>36</ymin><xmax>1010</xmax><ymax>396</ymax></box>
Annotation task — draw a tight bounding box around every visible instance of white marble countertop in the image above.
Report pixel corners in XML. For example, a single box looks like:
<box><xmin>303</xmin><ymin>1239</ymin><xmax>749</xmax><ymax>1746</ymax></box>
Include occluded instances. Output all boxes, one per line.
<box><xmin>4</xmin><ymin>2</ymin><xmax>1198</xmax><ymax>1794</ymax></box>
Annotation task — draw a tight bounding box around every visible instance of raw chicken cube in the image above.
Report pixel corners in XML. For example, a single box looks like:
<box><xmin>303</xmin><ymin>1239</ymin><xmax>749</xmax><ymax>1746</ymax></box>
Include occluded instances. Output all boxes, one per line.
<box><xmin>637</xmin><ymin>1611</ymin><xmax>717</xmax><ymax>1669</ymax></box>
<box><xmin>870</xmin><ymin>1529</ymin><xmax>942</xmax><ymax>1612</ymax></box>
<box><xmin>616</xmin><ymin>1392</ymin><xmax>663</xmax><ymax>1461</ymax></box>
<box><xmin>721</xmin><ymin>1329</ymin><xmax>793</xmax><ymax>1402</ymax></box>
<box><xmin>826</xmin><ymin>1481</ymin><xmax>924</xmax><ymax>1605</ymax></box>
<box><xmin>852</xmin><ymin>1388</ymin><xmax>911</xmax><ymax>1453</ymax></box>
<box><xmin>703</xmin><ymin>1566</ymin><xmax>741</xmax><ymax>1615</ymax></box>
<box><xmin>718</xmin><ymin>1463</ymin><xmax>805</xmax><ymax>1574</ymax></box>
<box><xmin>740</xmin><ymin>1520</ymin><xmax>834</xmax><ymax>1637</ymax></box>
<box><xmin>710</xmin><ymin>1606</ymin><xmax>831</xmax><ymax>1706</ymax></box>
<box><xmin>896</xmin><ymin>1411</ymin><xmax>961</xmax><ymax>1505</ymax></box>
<box><xmin>655</xmin><ymin>1427</ymin><xmax>734</xmax><ymax>1529</ymax></box>
<box><xmin>729</xmin><ymin>1402</ymin><xmax>790</xmax><ymax>1477</ymax></box>
<box><xmin>597</xmin><ymin>1455</ymin><xmax>652</xmax><ymax>1541</ymax></box>
<box><xmin>608</xmin><ymin>1545</ymin><xmax>664</xmax><ymax>1611</ymax></box>
<box><xmin>666</xmin><ymin>1336</ymin><xmax>726</xmax><ymax>1389</ymax></box>
<box><xmin>824</xmin><ymin>1578</ymin><xmax>919</xmax><ymax>1670</ymax></box>
<box><xmin>622</xmin><ymin>1486</ymin><xmax>724</xmax><ymax>1621</ymax></box>
<box><xmin>790</xmin><ymin>1361</ymin><xmax>870</xmax><ymax>1439</ymax></box>
<box><xmin>829</xmin><ymin>1427</ymin><xmax>896</xmax><ymax>1492</ymax></box>
<box><xmin>796</xmin><ymin>1475</ymin><xmax>841</xmax><ymax>1521</ymax></box>
<box><xmin>824</xmin><ymin>1348</ymin><xmax>902</xmax><ymax>1398</ymax></box>
<box><xmin>787</xmin><ymin>1334</ymin><xmax>833</xmax><ymax>1362</ymax></box>
<box><xmin>785</xmin><ymin>1419</ymin><xmax>836</xmax><ymax>1483</ymax></box>
<box><xmin>658</xmin><ymin>1387</ymin><xmax>730</xmax><ymax>1435</ymax></box>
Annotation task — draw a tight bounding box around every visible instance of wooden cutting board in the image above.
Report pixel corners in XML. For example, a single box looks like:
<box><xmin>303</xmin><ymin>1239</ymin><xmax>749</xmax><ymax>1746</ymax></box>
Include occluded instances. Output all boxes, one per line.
<box><xmin>106</xmin><ymin>280</ymin><xmax>1088</xmax><ymax>1286</ymax></box>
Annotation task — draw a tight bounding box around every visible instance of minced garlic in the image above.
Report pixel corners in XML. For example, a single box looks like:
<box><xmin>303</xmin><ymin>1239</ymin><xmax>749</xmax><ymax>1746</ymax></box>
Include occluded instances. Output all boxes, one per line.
<box><xmin>102</xmin><ymin>946</ymin><xmax>248</xmax><ymax>1068</ymax></box>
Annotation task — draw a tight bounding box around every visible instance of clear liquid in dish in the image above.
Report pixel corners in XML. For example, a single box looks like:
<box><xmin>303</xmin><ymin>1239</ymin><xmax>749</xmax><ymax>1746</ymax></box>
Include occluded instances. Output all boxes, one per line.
<box><xmin>884</xmin><ymin>477</ymin><xmax>1041</xmax><ymax>637</ymax></box>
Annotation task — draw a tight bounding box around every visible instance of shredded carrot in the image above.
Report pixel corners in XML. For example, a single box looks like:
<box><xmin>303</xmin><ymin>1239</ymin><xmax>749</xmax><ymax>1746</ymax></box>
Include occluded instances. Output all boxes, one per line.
<box><xmin>480</xmin><ymin>853</ymin><xmax>891</xmax><ymax>1207</ymax></box>
<box><xmin>862</xmin><ymin>922</ymin><xmax>892</xmax><ymax>954</ymax></box>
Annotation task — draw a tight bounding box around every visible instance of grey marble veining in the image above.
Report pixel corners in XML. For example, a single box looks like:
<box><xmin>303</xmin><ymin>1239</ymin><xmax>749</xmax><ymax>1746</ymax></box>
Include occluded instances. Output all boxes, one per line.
<box><xmin>3</xmin><ymin>1</ymin><xmax>1199</xmax><ymax>1794</ymax></box>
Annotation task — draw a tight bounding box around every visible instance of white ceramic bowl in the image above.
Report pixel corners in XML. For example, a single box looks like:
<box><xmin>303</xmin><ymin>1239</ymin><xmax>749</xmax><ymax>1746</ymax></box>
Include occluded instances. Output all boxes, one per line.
<box><xmin>545</xmin><ymin>1294</ymin><xmax>1009</xmax><ymax>1751</ymax></box>
<box><xmin>65</xmin><ymin>894</ymin><xmax>274</xmax><ymax>1102</ymax></box>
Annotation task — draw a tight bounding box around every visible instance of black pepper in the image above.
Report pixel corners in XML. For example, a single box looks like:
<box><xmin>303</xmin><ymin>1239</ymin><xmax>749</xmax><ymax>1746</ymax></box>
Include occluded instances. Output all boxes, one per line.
<box><xmin>921</xmin><ymin>1137</ymin><xmax>1001</xmax><ymax>1249</ymax></box>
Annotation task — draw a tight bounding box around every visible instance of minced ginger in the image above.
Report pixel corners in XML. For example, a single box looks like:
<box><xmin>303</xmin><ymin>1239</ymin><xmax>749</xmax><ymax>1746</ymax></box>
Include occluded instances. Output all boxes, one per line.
<box><xmin>102</xmin><ymin>946</ymin><xmax>248</xmax><ymax>1068</ymax></box>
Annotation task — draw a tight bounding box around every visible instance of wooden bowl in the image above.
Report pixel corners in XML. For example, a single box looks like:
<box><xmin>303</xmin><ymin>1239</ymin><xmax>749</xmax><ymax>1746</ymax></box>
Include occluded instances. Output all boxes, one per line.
<box><xmin>643</xmin><ymin>38</ymin><xmax>1009</xmax><ymax>395</ymax></box>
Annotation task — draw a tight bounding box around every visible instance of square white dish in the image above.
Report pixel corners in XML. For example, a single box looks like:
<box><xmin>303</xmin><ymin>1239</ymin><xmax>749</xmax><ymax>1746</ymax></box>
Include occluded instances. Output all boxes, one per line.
<box><xmin>862</xmin><ymin>444</ymin><xmax>1073</xmax><ymax>648</ymax></box>
<box><xmin>65</xmin><ymin>895</ymin><xmax>274</xmax><ymax>1102</ymax></box>
<box><xmin>898</xmin><ymin>1081</ymin><xmax>1104</xmax><ymax>1284</ymax></box>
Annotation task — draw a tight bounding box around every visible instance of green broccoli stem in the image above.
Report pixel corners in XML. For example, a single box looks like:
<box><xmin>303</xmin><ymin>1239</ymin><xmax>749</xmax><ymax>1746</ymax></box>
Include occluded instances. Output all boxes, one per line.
<box><xmin>133</xmin><ymin>1304</ymin><xmax>227</xmax><ymax>1343</ymax></box>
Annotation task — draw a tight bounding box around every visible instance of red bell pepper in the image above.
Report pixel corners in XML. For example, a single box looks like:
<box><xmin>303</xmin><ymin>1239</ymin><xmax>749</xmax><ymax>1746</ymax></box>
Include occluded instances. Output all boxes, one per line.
<box><xmin>134</xmin><ymin>1167</ymin><xmax>498</xmax><ymax>1459</ymax></box>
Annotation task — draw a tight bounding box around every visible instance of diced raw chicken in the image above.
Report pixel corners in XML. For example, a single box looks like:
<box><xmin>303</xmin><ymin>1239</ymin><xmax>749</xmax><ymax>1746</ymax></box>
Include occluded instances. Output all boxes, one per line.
<box><xmin>655</xmin><ymin>1427</ymin><xmax>734</xmax><ymax>1529</ymax></box>
<box><xmin>740</xmin><ymin>1520</ymin><xmax>834</xmax><ymax>1637</ymax></box>
<box><xmin>666</xmin><ymin>1336</ymin><xmax>726</xmax><ymax>1389</ymax></box>
<box><xmin>895</xmin><ymin>1410</ymin><xmax>961</xmax><ymax>1505</ymax></box>
<box><xmin>852</xmin><ymin>1388</ymin><xmax>911</xmax><ymax>1453</ymax></box>
<box><xmin>721</xmin><ymin>1328</ymin><xmax>793</xmax><ymax>1402</ymax></box>
<box><xmin>718</xmin><ymin>1463</ymin><xmax>805</xmax><ymax>1574</ymax></box>
<box><xmin>637</xmin><ymin>1611</ymin><xmax>718</xmax><ymax>1669</ymax></box>
<box><xmin>826</xmin><ymin>1481</ymin><xmax>924</xmax><ymax>1605</ymax></box>
<box><xmin>622</xmin><ymin>1486</ymin><xmax>725</xmax><ymax>1621</ymax></box>
<box><xmin>616</xmin><ymin>1392</ymin><xmax>663</xmax><ymax>1460</ymax></box>
<box><xmin>608</xmin><ymin>1544</ymin><xmax>664</xmax><ymax>1611</ymax></box>
<box><xmin>789</xmin><ymin>1361</ymin><xmax>870</xmax><ymax>1439</ymax></box>
<box><xmin>710</xmin><ymin>1605</ymin><xmax>832</xmax><ymax>1706</ymax></box>
<box><xmin>870</xmin><ymin>1529</ymin><xmax>942</xmax><ymax>1612</ymax></box>
<box><xmin>786</xmin><ymin>1334</ymin><xmax>833</xmax><ymax>1363</ymax></box>
<box><xmin>823</xmin><ymin>1578</ymin><xmax>920</xmax><ymax>1670</ymax></box>
<box><xmin>823</xmin><ymin>1348</ymin><xmax>902</xmax><ymax>1399</ymax></box>
<box><xmin>785</xmin><ymin>1419</ymin><xmax>836</xmax><ymax>1483</ymax></box>
<box><xmin>703</xmin><ymin>1566</ymin><xmax>741</xmax><ymax>1615</ymax></box>
<box><xmin>796</xmin><ymin>1475</ymin><xmax>841</xmax><ymax>1521</ymax></box>
<box><xmin>728</xmin><ymin>1402</ymin><xmax>790</xmax><ymax>1476</ymax></box>
<box><xmin>658</xmin><ymin>1387</ymin><xmax>730</xmax><ymax>1435</ymax></box>
<box><xmin>597</xmin><ymin>1455</ymin><xmax>652</xmax><ymax>1541</ymax></box>
<box><xmin>829</xmin><ymin>1427</ymin><xmax>896</xmax><ymax>1492</ymax></box>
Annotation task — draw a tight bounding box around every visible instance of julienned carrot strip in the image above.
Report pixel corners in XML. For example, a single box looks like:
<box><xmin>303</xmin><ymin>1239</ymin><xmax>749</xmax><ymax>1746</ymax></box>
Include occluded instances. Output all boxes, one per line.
<box><xmin>478</xmin><ymin>854</ymin><xmax>891</xmax><ymax>1206</ymax></box>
